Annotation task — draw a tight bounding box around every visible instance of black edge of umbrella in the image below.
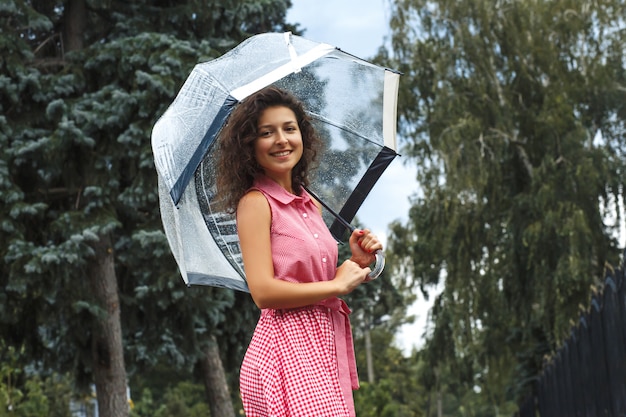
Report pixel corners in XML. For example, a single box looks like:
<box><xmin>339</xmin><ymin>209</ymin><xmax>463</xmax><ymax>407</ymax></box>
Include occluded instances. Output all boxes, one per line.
<box><xmin>171</xmin><ymin>95</ymin><xmax>239</xmax><ymax>206</ymax></box>
<box><xmin>329</xmin><ymin>146</ymin><xmax>398</xmax><ymax>241</ymax></box>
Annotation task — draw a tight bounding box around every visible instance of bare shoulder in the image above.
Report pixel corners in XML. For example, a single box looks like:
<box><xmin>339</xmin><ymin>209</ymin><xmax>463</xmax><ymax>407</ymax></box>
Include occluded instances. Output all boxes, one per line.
<box><xmin>238</xmin><ymin>189</ymin><xmax>268</xmax><ymax>210</ymax></box>
<box><xmin>237</xmin><ymin>190</ymin><xmax>270</xmax><ymax>223</ymax></box>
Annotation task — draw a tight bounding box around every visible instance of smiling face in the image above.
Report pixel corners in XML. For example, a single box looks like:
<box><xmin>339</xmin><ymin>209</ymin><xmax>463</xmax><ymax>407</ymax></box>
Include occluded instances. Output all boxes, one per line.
<box><xmin>254</xmin><ymin>106</ymin><xmax>304</xmax><ymax>190</ymax></box>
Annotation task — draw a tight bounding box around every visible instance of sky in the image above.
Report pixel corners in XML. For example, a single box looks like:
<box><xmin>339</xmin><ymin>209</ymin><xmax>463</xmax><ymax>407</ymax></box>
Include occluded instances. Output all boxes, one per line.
<box><xmin>286</xmin><ymin>0</ymin><xmax>431</xmax><ymax>354</ymax></box>
<box><xmin>286</xmin><ymin>0</ymin><xmax>392</xmax><ymax>58</ymax></box>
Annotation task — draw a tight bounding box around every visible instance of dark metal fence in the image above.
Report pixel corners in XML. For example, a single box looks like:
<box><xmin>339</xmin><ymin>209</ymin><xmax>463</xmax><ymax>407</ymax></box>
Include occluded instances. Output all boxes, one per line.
<box><xmin>517</xmin><ymin>252</ymin><xmax>626</xmax><ymax>417</ymax></box>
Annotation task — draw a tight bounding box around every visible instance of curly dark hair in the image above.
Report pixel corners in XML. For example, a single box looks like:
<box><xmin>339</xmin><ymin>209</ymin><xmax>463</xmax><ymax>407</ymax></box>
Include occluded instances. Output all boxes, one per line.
<box><xmin>215</xmin><ymin>86</ymin><xmax>322</xmax><ymax>213</ymax></box>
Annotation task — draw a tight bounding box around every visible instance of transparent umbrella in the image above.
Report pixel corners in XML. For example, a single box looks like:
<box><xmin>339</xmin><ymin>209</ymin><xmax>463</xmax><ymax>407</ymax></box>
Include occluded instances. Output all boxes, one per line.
<box><xmin>152</xmin><ymin>32</ymin><xmax>400</xmax><ymax>291</ymax></box>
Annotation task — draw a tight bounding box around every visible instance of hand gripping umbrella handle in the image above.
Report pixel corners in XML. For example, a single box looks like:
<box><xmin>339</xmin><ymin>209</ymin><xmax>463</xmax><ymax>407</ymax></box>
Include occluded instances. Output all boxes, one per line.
<box><xmin>302</xmin><ymin>186</ymin><xmax>386</xmax><ymax>280</ymax></box>
<box><xmin>368</xmin><ymin>249</ymin><xmax>385</xmax><ymax>279</ymax></box>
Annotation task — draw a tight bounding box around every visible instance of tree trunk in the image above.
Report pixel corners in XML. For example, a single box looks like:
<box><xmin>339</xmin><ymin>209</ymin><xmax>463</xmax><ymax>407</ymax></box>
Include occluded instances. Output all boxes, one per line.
<box><xmin>437</xmin><ymin>389</ymin><xmax>442</xmax><ymax>417</ymax></box>
<box><xmin>62</xmin><ymin>0</ymin><xmax>86</xmax><ymax>52</ymax></box>
<box><xmin>435</xmin><ymin>367</ymin><xmax>442</xmax><ymax>417</ymax></box>
<box><xmin>200</xmin><ymin>335</ymin><xmax>235</xmax><ymax>417</ymax></box>
<box><xmin>89</xmin><ymin>234</ymin><xmax>129</xmax><ymax>417</ymax></box>
<box><xmin>364</xmin><ymin>329</ymin><xmax>375</xmax><ymax>384</ymax></box>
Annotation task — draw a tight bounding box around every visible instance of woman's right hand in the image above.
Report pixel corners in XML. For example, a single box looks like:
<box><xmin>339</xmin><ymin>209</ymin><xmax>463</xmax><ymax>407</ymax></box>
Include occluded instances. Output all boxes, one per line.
<box><xmin>333</xmin><ymin>259</ymin><xmax>370</xmax><ymax>295</ymax></box>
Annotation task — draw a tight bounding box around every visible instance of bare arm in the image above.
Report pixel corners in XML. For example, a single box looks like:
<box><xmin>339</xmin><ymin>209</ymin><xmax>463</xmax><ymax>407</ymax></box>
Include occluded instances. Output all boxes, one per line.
<box><xmin>237</xmin><ymin>191</ymin><xmax>374</xmax><ymax>309</ymax></box>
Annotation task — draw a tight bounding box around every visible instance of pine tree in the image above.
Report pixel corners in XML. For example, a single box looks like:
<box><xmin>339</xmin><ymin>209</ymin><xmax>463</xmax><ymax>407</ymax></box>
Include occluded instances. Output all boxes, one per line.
<box><xmin>0</xmin><ymin>1</ymin><xmax>295</xmax><ymax>415</ymax></box>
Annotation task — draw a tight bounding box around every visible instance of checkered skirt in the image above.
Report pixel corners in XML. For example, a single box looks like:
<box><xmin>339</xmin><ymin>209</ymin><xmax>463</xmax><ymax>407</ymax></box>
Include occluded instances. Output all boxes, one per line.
<box><xmin>240</xmin><ymin>305</ymin><xmax>355</xmax><ymax>417</ymax></box>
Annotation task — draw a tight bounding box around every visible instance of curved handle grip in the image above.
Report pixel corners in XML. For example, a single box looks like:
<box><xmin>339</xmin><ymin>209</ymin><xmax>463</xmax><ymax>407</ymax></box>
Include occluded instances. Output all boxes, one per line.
<box><xmin>368</xmin><ymin>249</ymin><xmax>385</xmax><ymax>279</ymax></box>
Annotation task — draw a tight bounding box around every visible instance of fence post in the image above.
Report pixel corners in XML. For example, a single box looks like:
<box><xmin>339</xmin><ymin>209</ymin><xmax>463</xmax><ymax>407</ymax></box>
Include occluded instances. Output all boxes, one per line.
<box><xmin>517</xmin><ymin>251</ymin><xmax>626</xmax><ymax>417</ymax></box>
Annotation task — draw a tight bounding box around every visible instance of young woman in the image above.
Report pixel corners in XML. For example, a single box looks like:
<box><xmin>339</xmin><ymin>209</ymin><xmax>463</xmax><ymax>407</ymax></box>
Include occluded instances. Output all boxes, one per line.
<box><xmin>216</xmin><ymin>86</ymin><xmax>382</xmax><ymax>417</ymax></box>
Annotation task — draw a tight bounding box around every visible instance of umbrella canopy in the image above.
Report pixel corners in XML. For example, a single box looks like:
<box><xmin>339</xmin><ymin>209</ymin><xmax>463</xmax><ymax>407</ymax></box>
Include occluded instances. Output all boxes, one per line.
<box><xmin>152</xmin><ymin>32</ymin><xmax>400</xmax><ymax>291</ymax></box>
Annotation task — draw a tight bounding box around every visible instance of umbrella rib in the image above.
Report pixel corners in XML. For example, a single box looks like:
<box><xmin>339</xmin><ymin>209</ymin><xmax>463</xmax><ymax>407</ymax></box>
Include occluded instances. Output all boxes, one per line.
<box><xmin>302</xmin><ymin>185</ymin><xmax>354</xmax><ymax>233</ymax></box>
<box><xmin>308</xmin><ymin>112</ymin><xmax>381</xmax><ymax>147</ymax></box>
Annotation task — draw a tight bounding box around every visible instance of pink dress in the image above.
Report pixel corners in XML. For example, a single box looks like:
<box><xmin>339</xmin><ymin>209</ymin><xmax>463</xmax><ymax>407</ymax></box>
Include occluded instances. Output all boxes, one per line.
<box><xmin>239</xmin><ymin>175</ymin><xmax>359</xmax><ymax>417</ymax></box>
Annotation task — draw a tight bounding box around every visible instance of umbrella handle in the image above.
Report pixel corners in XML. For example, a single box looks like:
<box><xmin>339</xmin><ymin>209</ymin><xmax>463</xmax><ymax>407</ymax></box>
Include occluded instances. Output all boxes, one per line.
<box><xmin>368</xmin><ymin>249</ymin><xmax>385</xmax><ymax>279</ymax></box>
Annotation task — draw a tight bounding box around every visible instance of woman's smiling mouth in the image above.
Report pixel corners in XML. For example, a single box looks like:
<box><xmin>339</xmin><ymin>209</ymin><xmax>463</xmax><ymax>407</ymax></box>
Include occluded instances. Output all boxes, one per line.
<box><xmin>271</xmin><ymin>150</ymin><xmax>292</xmax><ymax>157</ymax></box>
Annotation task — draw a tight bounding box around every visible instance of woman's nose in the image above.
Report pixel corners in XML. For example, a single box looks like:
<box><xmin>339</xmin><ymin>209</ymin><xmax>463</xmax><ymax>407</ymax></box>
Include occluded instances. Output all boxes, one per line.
<box><xmin>275</xmin><ymin>129</ymin><xmax>288</xmax><ymax>143</ymax></box>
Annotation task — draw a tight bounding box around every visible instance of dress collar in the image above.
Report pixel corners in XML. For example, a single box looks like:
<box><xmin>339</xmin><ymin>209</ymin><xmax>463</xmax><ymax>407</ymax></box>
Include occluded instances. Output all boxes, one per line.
<box><xmin>253</xmin><ymin>175</ymin><xmax>311</xmax><ymax>205</ymax></box>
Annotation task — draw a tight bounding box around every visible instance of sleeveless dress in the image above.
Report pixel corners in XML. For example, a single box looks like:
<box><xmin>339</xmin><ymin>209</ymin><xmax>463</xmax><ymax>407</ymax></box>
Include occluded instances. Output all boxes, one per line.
<box><xmin>239</xmin><ymin>175</ymin><xmax>359</xmax><ymax>417</ymax></box>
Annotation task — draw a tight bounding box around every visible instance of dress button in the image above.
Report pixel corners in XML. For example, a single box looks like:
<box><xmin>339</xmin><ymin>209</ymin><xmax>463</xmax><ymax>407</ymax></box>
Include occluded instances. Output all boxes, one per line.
<box><xmin>313</xmin><ymin>233</ymin><xmax>319</xmax><ymax>239</ymax></box>
<box><xmin>322</xmin><ymin>257</ymin><xmax>327</xmax><ymax>263</ymax></box>
<box><xmin>302</xmin><ymin>213</ymin><xmax>308</xmax><ymax>218</ymax></box>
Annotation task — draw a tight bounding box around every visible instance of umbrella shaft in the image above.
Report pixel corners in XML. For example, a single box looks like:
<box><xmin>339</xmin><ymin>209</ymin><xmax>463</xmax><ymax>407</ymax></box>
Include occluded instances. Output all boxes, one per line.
<box><xmin>302</xmin><ymin>186</ymin><xmax>354</xmax><ymax>233</ymax></box>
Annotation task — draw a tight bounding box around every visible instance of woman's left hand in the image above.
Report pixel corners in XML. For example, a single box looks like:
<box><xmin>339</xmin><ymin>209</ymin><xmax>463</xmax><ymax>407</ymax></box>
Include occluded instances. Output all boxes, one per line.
<box><xmin>348</xmin><ymin>229</ymin><xmax>383</xmax><ymax>268</ymax></box>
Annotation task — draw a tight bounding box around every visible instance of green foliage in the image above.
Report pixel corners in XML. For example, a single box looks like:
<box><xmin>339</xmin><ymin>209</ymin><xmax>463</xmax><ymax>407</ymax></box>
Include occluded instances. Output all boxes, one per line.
<box><xmin>0</xmin><ymin>344</ymin><xmax>73</xmax><ymax>417</ymax></box>
<box><xmin>353</xmin><ymin>330</ymin><xmax>427</xmax><ymax>416</ymax></box>
<box><xmin>130</xmin><ymin>383</ymin><xmax>209</xmax><ymax>417</ymax></box>
<box><xmin>386</xmin><ymin>0</ymin><xmax>626</xmax><ymax>412</ymax></box>
<box><xmin>356</xmin><ymin>380</ymin><xmax>410</xmax><ymax>417</ymax></box>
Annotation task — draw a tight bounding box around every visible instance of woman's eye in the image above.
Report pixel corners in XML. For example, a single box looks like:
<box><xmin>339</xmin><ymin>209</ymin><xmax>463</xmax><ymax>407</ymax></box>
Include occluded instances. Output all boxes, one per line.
<box><xmin>259</xmin><ymin>130</ymin><xmax>272</xmax><ymax>137</ymax></box>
